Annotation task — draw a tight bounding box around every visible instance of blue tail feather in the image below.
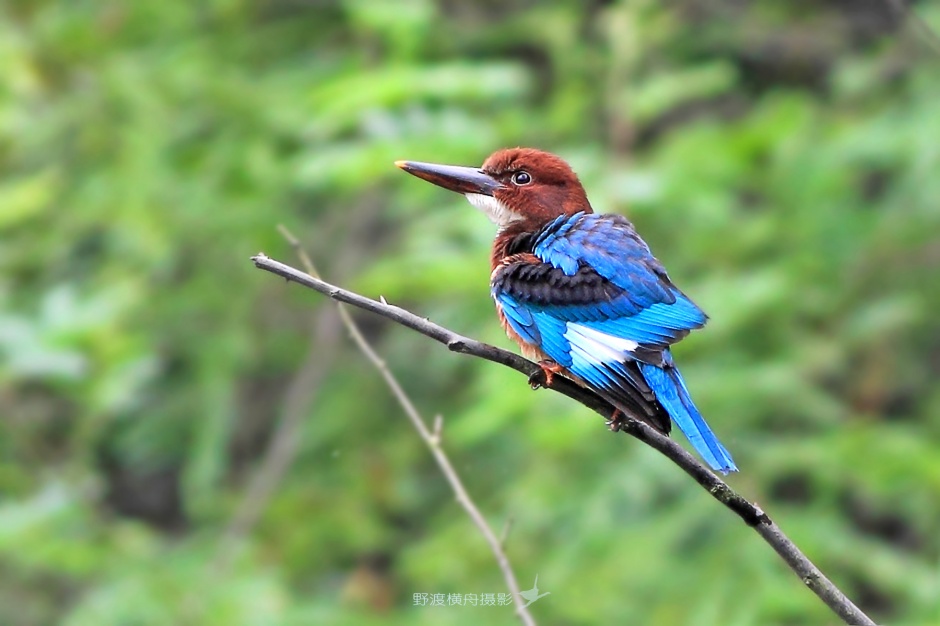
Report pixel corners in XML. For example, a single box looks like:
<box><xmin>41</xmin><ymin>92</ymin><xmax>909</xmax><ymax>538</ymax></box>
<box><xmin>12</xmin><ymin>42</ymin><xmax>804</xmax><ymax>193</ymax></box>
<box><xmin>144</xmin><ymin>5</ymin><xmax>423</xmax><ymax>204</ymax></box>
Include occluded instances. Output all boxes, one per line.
<box><xmin>637</xmin><ymin>361</ymin><xmax>738</xmax><ymax>474</ymax></box>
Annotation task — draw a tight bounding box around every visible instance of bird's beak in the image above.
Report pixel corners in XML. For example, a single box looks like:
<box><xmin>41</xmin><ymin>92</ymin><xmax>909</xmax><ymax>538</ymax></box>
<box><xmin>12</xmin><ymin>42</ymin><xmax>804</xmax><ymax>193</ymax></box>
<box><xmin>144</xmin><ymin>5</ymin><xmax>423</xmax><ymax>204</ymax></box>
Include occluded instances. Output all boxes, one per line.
<box><xmin>395</xmin><ymin>160</ymin><xmax>503</xmax><ymax>196</ymax></box>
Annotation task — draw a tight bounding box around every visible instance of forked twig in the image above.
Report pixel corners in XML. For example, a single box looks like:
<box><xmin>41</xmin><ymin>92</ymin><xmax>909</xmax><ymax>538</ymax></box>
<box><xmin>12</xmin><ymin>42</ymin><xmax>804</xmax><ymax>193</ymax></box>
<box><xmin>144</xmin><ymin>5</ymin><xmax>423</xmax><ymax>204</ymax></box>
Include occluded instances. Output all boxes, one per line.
<box><xmin>274</xmin><ymin>231</ymin><xmax>536</xmax><ymax>626</ymax></box>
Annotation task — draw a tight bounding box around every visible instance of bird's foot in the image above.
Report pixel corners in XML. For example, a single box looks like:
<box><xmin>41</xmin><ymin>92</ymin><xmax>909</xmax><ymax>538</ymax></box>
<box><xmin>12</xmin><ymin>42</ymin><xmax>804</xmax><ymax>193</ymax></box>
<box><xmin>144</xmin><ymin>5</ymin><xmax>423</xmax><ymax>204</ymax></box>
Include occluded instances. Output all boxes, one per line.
<box><xmin>528</xmin><ymin>360</ymin><xmax>565</xmax><ymax>389</ymax></box>
<box><xmin>606</xmin><ymin>409</ymin><xmax>627</xmax><ymax>432</ymax></box>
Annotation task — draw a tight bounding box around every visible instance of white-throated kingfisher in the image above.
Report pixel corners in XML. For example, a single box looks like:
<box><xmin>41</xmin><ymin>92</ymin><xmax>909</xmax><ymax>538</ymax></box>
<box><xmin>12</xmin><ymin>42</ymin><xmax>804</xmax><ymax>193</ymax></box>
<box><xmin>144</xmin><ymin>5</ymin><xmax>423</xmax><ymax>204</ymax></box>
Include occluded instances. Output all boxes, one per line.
<box><xmin>395</xmin><ymin>148</ymin><xmax>737</xmax><ymax>473</ymax></box>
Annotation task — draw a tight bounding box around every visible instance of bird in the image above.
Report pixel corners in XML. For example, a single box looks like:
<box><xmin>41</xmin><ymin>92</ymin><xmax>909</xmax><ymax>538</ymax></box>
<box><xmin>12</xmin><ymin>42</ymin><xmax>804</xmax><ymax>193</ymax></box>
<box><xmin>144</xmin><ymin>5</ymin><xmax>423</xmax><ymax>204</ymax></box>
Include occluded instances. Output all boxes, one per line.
<box><xmin>395</xmin><ymin>148</ymin><xmax>737</xmax><ymax>473</ymax></box>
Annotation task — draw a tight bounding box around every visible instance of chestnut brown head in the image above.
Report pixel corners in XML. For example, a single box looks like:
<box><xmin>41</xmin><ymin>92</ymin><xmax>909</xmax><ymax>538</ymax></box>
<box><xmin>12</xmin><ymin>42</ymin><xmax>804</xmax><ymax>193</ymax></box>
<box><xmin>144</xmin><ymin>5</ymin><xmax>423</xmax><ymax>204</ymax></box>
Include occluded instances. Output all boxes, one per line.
<box><xmin>396</xmin><ymin>148</ymin><xmax>593</xmax><ymax>231</ymax></box>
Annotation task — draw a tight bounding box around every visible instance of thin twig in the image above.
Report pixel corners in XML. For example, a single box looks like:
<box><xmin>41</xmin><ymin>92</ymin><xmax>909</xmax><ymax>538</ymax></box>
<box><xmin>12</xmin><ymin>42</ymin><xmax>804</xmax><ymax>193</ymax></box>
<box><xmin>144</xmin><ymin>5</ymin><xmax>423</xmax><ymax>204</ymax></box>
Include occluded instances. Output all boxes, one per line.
<box><xmin>251</xmin><ymin>252</ymin><xmax>876</xmax><ymax>626</ymax></box>
<box><xmin>886</xmin><ymin>0</ymin><xmax>940</xmax><ymax>55</ymax></box>
<box><xmin>431</xmin><ymin>414</ymin><xmax>444</xmax><ymax>446</ymax></box>
<box><xmin>274</xmin><ymin>234</ymin><xmax>537</xmax><ymax>626</ymax></box>
<box><xmin>214</xmin><ymin>216</ymin><xmax>364</xmax><ymax>568</ymax></box>
<box><xmin>499</xmin><ymin>516</ymin><xmax>515</xmax><ymax>552</ymax></box>
<box><xmin>214</xmin><ymin>305</ymin><xmax>342</xmax><ymax>571</ymax></box>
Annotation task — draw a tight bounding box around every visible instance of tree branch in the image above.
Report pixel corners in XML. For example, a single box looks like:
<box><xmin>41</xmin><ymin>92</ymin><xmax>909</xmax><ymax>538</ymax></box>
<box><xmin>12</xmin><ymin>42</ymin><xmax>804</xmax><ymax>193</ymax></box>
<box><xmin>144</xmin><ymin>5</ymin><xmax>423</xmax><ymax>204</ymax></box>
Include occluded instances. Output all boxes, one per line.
<box><xmin>270</xmin><ymin>234</ymin><xmax>536</xmax><ymax>626</ymax></box>
<box><xmin>251</xmin><ymin>252</ymin><xmax>876</xmax><ymax>626</ymax></box>
<box><xmin>213</xmin><ymin>306</ymin><xmax>342</xmax><ymax>571</ymax></box>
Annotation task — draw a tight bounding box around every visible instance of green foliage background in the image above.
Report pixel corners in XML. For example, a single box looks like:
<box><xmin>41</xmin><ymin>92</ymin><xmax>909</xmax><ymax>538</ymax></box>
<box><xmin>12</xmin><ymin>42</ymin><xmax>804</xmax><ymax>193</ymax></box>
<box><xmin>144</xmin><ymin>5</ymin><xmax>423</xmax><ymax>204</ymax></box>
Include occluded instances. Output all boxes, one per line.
<box><xmin>2</xmin><ymin>1</ymin><xmax>939</xmax><ymax>624</ymax></box>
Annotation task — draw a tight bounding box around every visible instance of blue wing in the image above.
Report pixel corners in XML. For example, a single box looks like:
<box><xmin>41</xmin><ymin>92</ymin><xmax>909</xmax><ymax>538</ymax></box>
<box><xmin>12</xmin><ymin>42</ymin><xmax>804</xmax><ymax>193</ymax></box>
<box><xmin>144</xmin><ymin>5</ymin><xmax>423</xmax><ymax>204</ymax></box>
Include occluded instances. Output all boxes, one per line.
<box><xmin>492</xmin><ymin>213</ymin><xmax>736</xmax><ymax>473</ymax></box>
<box><xmin>494</xmin><ymin>213</ymin><xmax>707</xmax><ymax>358</ymax></box>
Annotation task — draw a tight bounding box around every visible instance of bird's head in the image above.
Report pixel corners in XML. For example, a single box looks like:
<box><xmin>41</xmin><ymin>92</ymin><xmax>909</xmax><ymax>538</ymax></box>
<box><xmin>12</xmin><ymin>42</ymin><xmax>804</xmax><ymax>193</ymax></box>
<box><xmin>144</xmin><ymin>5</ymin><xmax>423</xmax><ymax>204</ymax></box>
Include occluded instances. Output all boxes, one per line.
<box><xmin>396</xmin><ymin>148</ymin><xmax>593</xmax><ymax>231</ymax></box>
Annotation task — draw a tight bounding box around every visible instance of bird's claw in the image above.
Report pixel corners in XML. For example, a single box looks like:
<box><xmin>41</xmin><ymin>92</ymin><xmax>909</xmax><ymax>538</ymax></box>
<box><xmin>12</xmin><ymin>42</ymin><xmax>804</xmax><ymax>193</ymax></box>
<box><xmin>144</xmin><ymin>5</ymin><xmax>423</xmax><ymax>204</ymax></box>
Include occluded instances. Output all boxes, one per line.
<box><xmin>527</xmin><ymin>372</ymin><xmax>544</xmax><ymax>390</ymax></box>
<box><xmin>606</xmin><ymin>409</ymin><xmax>626</xmax><ymax>432</ymax></box>
<box><xmin>529</xmin><ymin>360</ymin><xmax>564</xmax><ymax>389</ymax></box>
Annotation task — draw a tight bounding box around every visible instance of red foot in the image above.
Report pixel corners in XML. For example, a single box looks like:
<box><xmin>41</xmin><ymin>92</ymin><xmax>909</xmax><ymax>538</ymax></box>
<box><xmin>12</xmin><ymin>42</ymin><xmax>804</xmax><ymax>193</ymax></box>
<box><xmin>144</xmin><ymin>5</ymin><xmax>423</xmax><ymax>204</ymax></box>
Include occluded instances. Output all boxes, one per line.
<box><xmin>607</xmin><ymin>409</ymin><xmax>627</xmax><ymax>432</ymax></box>
<box><xmin>528</xmin><ymin>360</ymin><xmax>565</xmax><ymax>389</ymax></box>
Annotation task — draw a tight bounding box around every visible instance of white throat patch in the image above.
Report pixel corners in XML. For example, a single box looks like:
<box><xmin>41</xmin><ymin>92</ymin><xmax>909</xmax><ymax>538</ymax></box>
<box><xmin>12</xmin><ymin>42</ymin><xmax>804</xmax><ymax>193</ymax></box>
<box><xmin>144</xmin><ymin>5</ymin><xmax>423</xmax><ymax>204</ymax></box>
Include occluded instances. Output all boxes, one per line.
<box><xmin>465</xmin><ymin>193</ymin><xmax>523</xmax><ymax>228</ymax></box>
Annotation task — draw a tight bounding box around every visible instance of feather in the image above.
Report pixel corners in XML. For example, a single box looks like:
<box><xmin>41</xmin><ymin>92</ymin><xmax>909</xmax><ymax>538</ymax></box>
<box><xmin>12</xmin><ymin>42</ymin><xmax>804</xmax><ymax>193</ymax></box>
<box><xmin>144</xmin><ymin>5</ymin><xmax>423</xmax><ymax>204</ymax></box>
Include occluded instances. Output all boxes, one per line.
<box><xmin>638</xmin><ymin>359</ymin><xmax>737</xmax><ymax>474</ymax></box>
<box><xmin>491</xmin><ymin>213</ymin><xmax>736</xmax><ymax>472</ymax></box>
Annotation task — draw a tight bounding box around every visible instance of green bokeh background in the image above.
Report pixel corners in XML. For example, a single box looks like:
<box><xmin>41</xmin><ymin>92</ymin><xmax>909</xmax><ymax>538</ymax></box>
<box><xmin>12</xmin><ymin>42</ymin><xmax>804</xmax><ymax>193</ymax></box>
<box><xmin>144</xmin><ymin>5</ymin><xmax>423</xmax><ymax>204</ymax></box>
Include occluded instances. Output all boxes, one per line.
<box><xmin>2</xmin><ymin>1</ymin><xmax>939</xmax><ymax>624</ymax></box>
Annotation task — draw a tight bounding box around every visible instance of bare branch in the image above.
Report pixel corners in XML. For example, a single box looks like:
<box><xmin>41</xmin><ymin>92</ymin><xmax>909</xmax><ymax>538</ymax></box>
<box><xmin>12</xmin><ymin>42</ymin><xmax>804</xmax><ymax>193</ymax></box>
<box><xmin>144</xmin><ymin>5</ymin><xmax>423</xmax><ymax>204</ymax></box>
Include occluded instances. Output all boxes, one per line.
<box><xmin>214</xmin><ymin>304</ymin><xmax>342</xmax><ymax>571</ymax></box>
<box><xmin>251</xmin><ymin>252</ymin><xmax>876</xmax><ymax>626</ymax></box>
<box><xmin>499</xmin><ymin>516</ymin><xmax>515</xmax><ymax>552</ymax></box>
<box><xmin>885</xmin><ymin>0</ymin><xmax>940</xmax><ymax>55</ymax></box>
<box><xmin>431</xmin><ymin>414</ymin><xmax>443</xmax><ymax>446</ymax></box>
<box><xmin>272</xmin><ymin>236</ymin><xmax>536</xmax><ymax>626</ymax></box>
<box><xmin>215</xmin><ymin>217</ymin><xmax>364</xmax><ymax>569</ymax></box>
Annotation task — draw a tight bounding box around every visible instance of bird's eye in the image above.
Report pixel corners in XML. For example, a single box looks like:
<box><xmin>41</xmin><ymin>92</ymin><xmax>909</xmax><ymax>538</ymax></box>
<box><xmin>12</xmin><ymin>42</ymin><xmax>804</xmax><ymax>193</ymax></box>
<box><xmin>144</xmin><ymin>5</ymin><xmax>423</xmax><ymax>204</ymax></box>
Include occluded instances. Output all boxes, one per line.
<box><xmin>510</xmin><ymin>171</ymin><xmax>532</xmax><ymax>186</ymax></box>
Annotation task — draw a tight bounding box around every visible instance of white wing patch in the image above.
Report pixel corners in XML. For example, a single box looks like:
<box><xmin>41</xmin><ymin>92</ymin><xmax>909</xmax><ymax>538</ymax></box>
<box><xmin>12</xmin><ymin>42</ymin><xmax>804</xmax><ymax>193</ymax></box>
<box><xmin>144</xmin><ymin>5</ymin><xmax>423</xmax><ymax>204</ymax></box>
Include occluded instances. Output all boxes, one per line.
<box><xmin>564</xmin><ymin>322</ymin><xmax>638</xmax><ymax>368</ymax></box>
<box><xmin>466</xmin><ymin>193</ymin><xmax>523</xmax><ymax>228</ymax></box>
